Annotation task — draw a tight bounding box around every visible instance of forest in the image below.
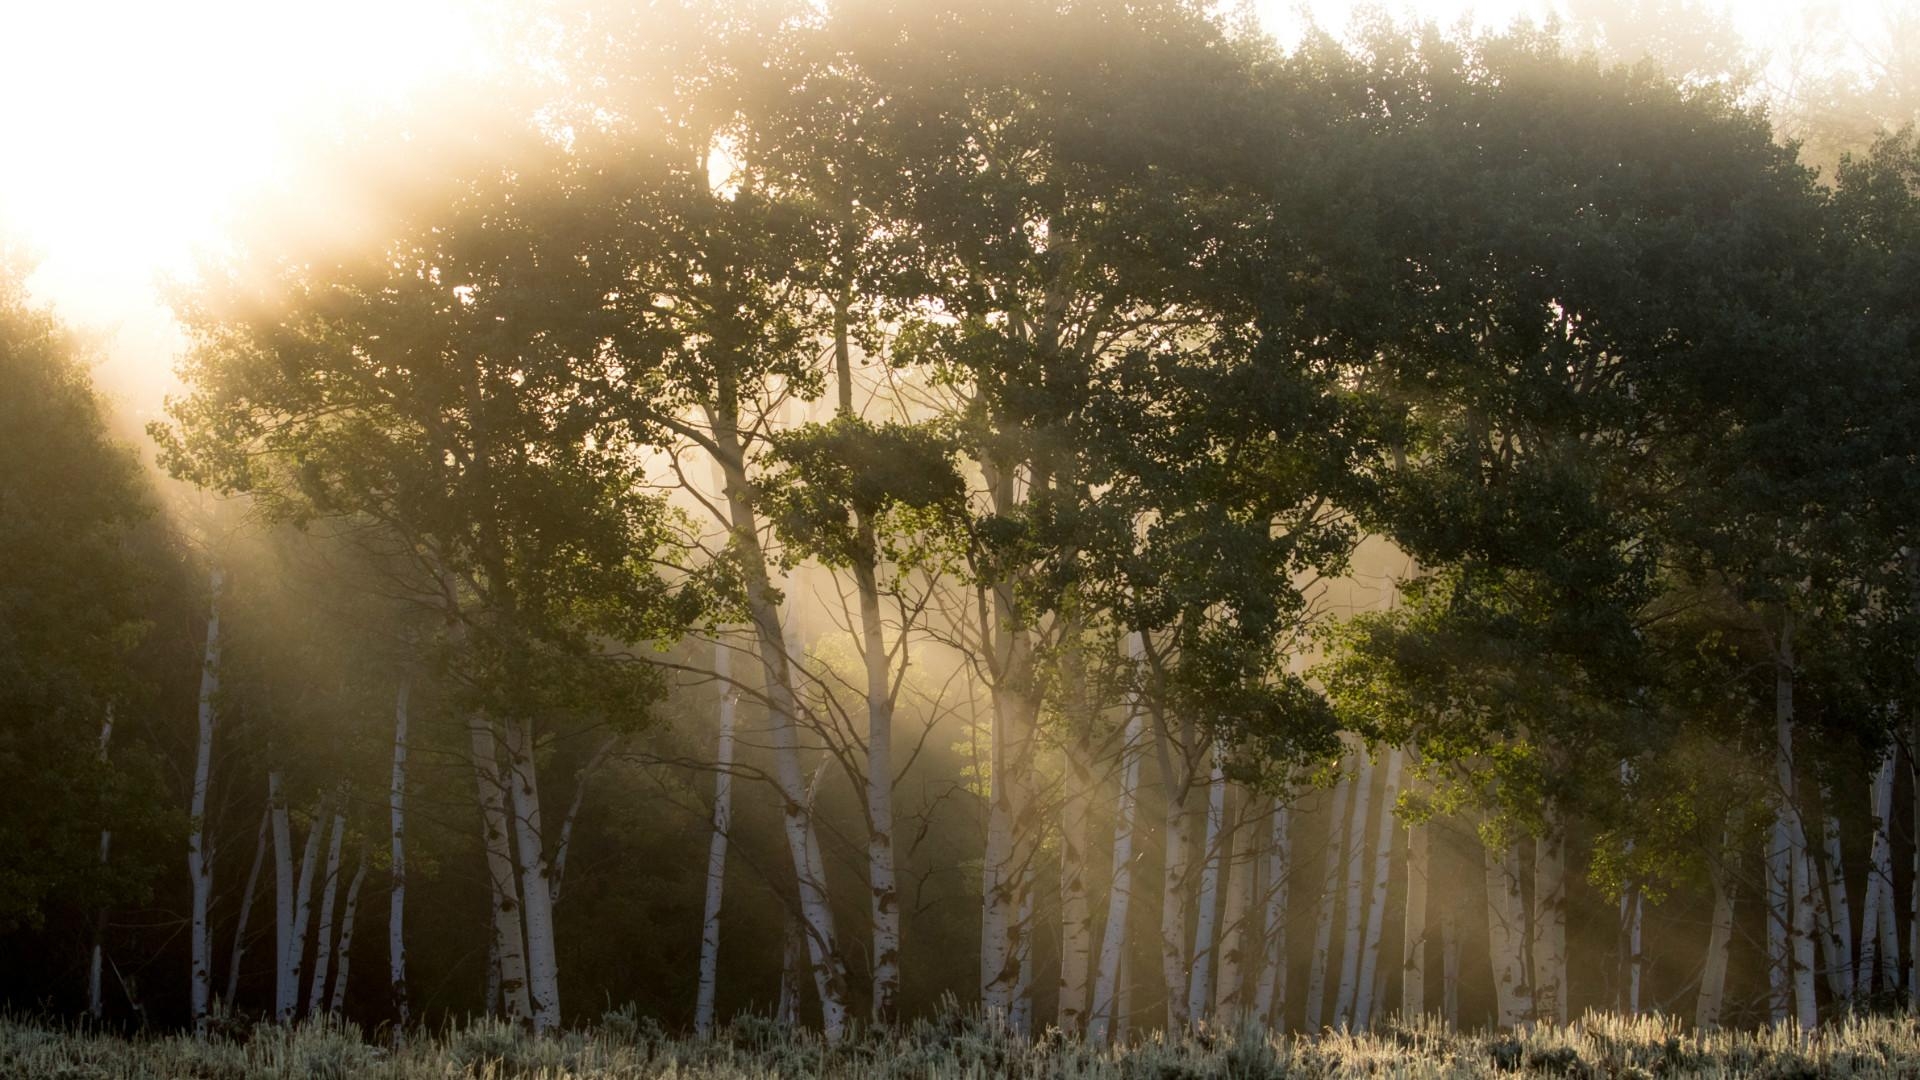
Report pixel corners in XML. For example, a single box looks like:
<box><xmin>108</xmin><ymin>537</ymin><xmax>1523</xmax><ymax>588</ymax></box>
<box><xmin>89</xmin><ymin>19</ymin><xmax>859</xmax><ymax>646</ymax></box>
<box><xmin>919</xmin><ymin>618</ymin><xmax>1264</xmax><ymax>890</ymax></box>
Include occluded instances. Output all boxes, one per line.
<box><xmin>6</xmin><ymin>0</ymin><xmax>1920</xmax><ymax>1070</ymax></box>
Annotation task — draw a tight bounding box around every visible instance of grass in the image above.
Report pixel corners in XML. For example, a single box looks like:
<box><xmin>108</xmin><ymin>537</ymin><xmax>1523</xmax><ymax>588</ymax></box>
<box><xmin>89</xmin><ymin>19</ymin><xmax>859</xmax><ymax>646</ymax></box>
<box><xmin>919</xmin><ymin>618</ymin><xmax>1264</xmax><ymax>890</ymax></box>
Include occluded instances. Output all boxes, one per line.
<box><xmin>3</xmin><ymin>1007</ymin><xmax>1917</xmax><ymax>1078</ymax></box>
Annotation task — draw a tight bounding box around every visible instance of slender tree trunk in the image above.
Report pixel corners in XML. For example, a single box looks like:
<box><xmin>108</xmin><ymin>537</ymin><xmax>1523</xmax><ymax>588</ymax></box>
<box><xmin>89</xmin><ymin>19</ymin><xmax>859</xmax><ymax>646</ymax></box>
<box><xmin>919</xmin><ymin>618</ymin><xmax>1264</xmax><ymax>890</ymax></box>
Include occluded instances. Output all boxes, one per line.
<box><xmin>1816</xmin><ymin>783</ymin><xmax>1855</xmax><ymax>1000</ymax></box>
<box><xmin>1214</xmin><ymin>792</ymin><xmax>1255</xmax><ymax>1027</ymax></box>
<box><xmin>188</xmin><ymin>567</ymin><xmax>222</xmax><ymax>1031</ymax></box>
<box><xmin>270</xmin><ymin>772</ymin><xmax>295</xmax><ymax>1021</ymax></box>
<box><xmin>776</xmin><ymin>913</ymin><xmax>804</xmax><ymax>1026</ymax></box>
<box><xmin>1777</xmin><ymin>615</ymin><xmax>1819</xmax><ymax>1032</ymax></box>
<box><xmin>1697</xmin><ymin>842</ymin><xmax>1735</xmax><ymax>1030</ymax></box>
<box><xmin>1401</xmin><ymin>810</ymin><xmax>1428</xmax><ymax>1019</ymax></box>
<box><xmin>388</xmin><ymin>679</ymin><xmax>410</xmax><ymax>1028</ymax></box>
<box><xmin>548</xmin><ymin>737</ymin><xmax>612</xmax><ymax>909</ymax></box>
<box><xmin>1484</xmin><ymin>839</ymin><xmax>1533</xmax><ymax>1029</ymax></box>
<box><xmin>1440</xmin><ymin>892</ymin><xmax>1460</xmax><ymax>1028</ymax></box>
<box><xmin>283</xmin><ymin>796</ymin><xmax>327</xmax><ymax>1022</ymax></box>
<box><xmin>1305</xmin><ymin>760</ymin><xmax>1351</xmax><ymax>1030</ymax></box>
<box><xmin>503</xmin><ymin>717</ymin><xmax>561</xmax><ymax>1033</ymax></box>
<box><xmin>711</xmin><ymin>425</ymin><xmax>850</xmax><ymax>1041</ymax></box>
<box><xmin>470</xmin><ymin>723</ymin><xmax>531</xmax><ymax>1025</ymax></box>
<box><xmin>484</xmin><ymin>923</ymin><xmax>502</xmax><ymax>1019</ymax></box>
<box><xmin>1157</xmin><ymin>734</ymin><xmax>1194</xmax><ymax>1032</ymax></box>
<box><xmin>327</xmin><ymin>852</ymin><xmax>367</xmax><ymax>1016</ymax></box>
<box><xmin>1185</xmin><ymin>752</ymin><xmax>1228</xmax><ymax>1024</ymax></box>
<box><xmin>1333</xmin><ymin>752</ymin><xmax>1375</xmax><ymax>1027</ymax></box>
<box><xmin>1533</xmin><ymin>810</ymin><xmax>1568</xmax><ymax>1025</ymax></box>
<box><xmin>828</xmin><ymin>317</ymin><xmax>905</xmax><ymax>1027</ymax></box>
<box><xmin>223</xmin><ymin>808</ymin><xmax>270</xmax><ymax>1010</ymax></box>
<box><xmin>694</xmin><ymin>639</ymin><xmax>736</xmax><ymax>1040</ymax></box>
<box><xmin>89</xmin><ymin>708</ymin><xmax>115</xmax><ymax>1020</ymax></box>
<box><xmin>1057</xmin><ymin>709</ymin><xmax>1095</xmax><ymax>1035</ymax></box>
<box><xmin>1619</xmin><ymin>875</ymin><xmax>1644</xmax><ymax>1015</ymax></box>
<box><xmin>1767</xmin><ymin>813</ymin><xmax>1792</xmax><ymax>1023</ymax></box>
<box><xmin>1354</xmin><ymin>749</ymin><xmax>1402</xmax><ymax>1029</ymax></box>
<box><xmin>306</xmin><ymin>798</ymin><xmax>348</xmax><ymax>1014</ymax></box>
<box><xmin>1866</xmin><ymin>753</ymin><xmax>1901</xmax><ymax>991</ymax></box>
<box><xmin>1252</xmin><ymin>798</ymin><xmax>1291</xmax><ymax>1027</ymax></box>
<box><xmin>1088</xmin><ymin>644</ymin><xmax>1144</xmax><ymax>1044</ymax></box>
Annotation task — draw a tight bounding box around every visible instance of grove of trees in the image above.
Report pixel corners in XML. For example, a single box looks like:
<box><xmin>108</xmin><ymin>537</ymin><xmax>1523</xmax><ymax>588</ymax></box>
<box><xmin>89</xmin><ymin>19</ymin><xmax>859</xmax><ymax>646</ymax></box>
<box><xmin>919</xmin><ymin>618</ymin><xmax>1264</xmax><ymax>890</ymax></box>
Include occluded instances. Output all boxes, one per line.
<box><xmin>8</xmin><ymin>0</ymin><xmax>1920</xmax><ymax>1043</ymax></box>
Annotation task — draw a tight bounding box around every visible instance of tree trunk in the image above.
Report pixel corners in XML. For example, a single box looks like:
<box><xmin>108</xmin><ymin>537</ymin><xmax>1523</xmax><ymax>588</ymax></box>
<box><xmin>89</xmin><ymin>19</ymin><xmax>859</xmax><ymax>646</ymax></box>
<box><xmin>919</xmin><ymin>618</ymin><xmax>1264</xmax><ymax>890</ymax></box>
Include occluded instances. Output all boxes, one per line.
<box><xmin>1697</xmin><ymin>841</ymin><xmax>1735</xmax><ymax>1030</ymax></box>
<box><xmin>469</xmin><ymin>722</ymin><xmax>531</xmax><ymax>1025</ymax></box>
<box><xmin>1767</xmin><ymin>814</ymin><xmax>1792</xmax><ymax>1023</ymax></box>
<box><xmin>1185</xmin><ymin>752</ymin><xmax>1228</xmax><ymax>1025</ymax></box>
<box><xmin>1440</xmin><ymin>891</ymin><xmax>1460</xmax><ymax>1028</ymax></box>
<box><xmin>1354</xmin><ymin>748</ymin><xmax>1402</xmax><ymax>1029</ymax></box>
<box><xmin>504</xmin><ymin>717</ymin><xmax>561</xmax><ymax>1032</ymax></box>
<box><xmin>270</xmin><ymin>771</ymin><xmax>295</xmax><ymax>1021</ymax></box>
<box><xmin>1401</xmin><ymin>810</ymin><xmax>1428</xmax><ymax>1020</ymax></box>
<box><xmin>694</xmin><ymin>639</ymin><xmax>736</xmax><ymax>1040</ymax></box>
<box><xmin>1157</xmin><ymin>733</ymin><xmax>1194</xmax><ymax>1032</ymax></box>
<box><xmin>222</xmin><ymin>808</ymin><xmax>270</xmax><ymax>1010</ymax></box>
<box><xmin>1863</xmin><ymin>753</ymin><xmax>1900</xmax><ymax>992</ymax></box>
<box><xmin>711</xmin><ymin>426</ymin><xmax>850</xmax><ymax>1040</ymax></box>
<box><xmin>1057</xmin><ymin>708</ymin><xmax>1095</xmax><ymax>1035</ymax></box>
<box><xmin>88</xmin><ymin>708</ymin><xmax>115</xmax><ymax>1020</ymax></box>
<box><xmin>1215</xmin><ymin>791</ymin><xmax>1256</xmax><ymax>1027</ymax></box>
<box><xmin>284</xmin><ymin>796</ymin><xmax>328</xmax><ymax>1022</ymax></box>
<box><xmin>1484</xmin><ymin>839</ymin><xmax>1533</xmax><ymax>1029</ymax></box>
<box><xmin>1619</xmin><ymin>876</ymin><xmax>1643</xmax><ymax>1015</ymax></box>
<box><xmin>388</xmin><ymin>679</ymin><xmax>410</xmax><ymax>1028</ymax></box>
<box><xmin>188</xmin><ymin>566</ymin><xmax>222</xmax><ymax>1031</ymax></box>
<box><xmin>1816</xmin><ymin>783</ymin><xmax>1855</xmax><ymax>1000</ymax></box>
<box><xmin>1253</xmin><ymin>797</ymin><xmax>1292</xmax><ymax>1027</ymax></box>
<box><xmin>1777</xmin><ymin>615</ymin><xmax>1819</xmax><ymax>1032</ymax></box>
<box><xmin>1333</xmin><ymin>752</ymin><xmax>1375</xmax><ymax>1027</ymax></box>
<box><xmin>327</xmin><ymin>852</ymin><xmax>367</xmax><ymax>1016</ymax></box>
<box><xmin>1533</xmin><ymin>810</ymin><xmax>1568</xmax><ymax>1025</ymax></box>
<box><xmin>776</xmin><ymin>913</ymin><xmax>804</xmax><ymax>1026</ymax></box>
<box><xmin>1088</xmin><ymin>645</ymin><xmax>1144</xmax><ymax>1045</ymax></box>
<box><xmin>306</xmin><ymin>798</ymin><xmax>348</xmax><ymax>1014</ymax></box>
<box><xmin>1305</xmin><ymin>760</ymin><xmax>1351</xmax><ymax>1030</ymax></box>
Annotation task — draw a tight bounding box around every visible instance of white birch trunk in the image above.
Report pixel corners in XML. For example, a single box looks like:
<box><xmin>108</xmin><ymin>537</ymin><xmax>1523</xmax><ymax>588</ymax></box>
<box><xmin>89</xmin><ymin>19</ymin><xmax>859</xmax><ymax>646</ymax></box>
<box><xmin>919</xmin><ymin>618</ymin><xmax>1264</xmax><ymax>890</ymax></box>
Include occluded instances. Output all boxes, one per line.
<box><xmin>1058</xmin><ymin>727</ymin><xmax>1095</xmax><ymax>1035</ymax></box>
<box><xmin>1305</xmin><ymin>761</ymin><xmax>1350</xmax><ymax>1030</ymax></box>
<box><xmin>388</xmin><ymin>679</ymin><xmax>410</xmax><ymax>1027</ymax></box>
<box><xmin>327</xmin><ymin>852</ymin><xmax>367</xmax><ymax>1016</ymax></box>
<box><xmin>1088</xmin><ymin>654</ymin><xmax>1144</xmax><ymax>1045</ymax></box>
<box><xmin>776</xmin><ymin>913</ymin><xmax>803</xmax><ymax>1026</ymax></box>
<box><xmin>1332</xmin><ymin>751</ymin><xmax>1374</xmax><ymax>1027</ymax></box>
<box><xmin>1252</xmin><ymin>798</ymin><xmax>1291</xmax><ymax>1026</ymax></box>
<box><xmin>504</xmin><ymin>717</ymin><xmax>561</xmax><ymax>1033</ymax></box>
<box><xmin>1865</xmin><ymin>753</ymin><xmax>1900</xmax><ymax>991</ymax></box>
<box><xmin>712</xmin><ymin>434</ymin><xmax>849</xmax><ymax>1041</ymax></box>
<box><xmin>89</xmin><ymin>708</ymin><xmax>115</xmax><ymax>1020</ymax></box>
<box><xmin>1697</xmin><ymin>844</ymin><xmax>1735</xmax><ymax>1030</ymax></box>
<box><xmin>270</xmin><ymin>771</ymin><xmax>295</xmax><ymax>1021</ymax></box>
<box><xmin>470</xmin><ymin>723</ymin><xmax>531</xmax><ymax>1025</ymax></box>
<box><xmin>1777</xmin><ymin>616</ymin><xmax>1819</xmax><ymax>1032</ymax></box>
<box><xmin>285</xmin><ymin>796</ymin><xmax>327</xmax><ymax>1022</ymax></box>
<box><xmin>694</xmin><ymin>639</ymin><xmax>736</xmax><ymax>1040</ymax></box>
<box><xmin>1400</xmin><ymin>813</ymin><xmax>1428</xmax><ymax>1019</ymax></box>
<box><xmin>1484</xmin><ymin>839</ymin><xmax>1533</xmax><ymax>1029</ymax></box>
<box><xmin>1184</xmin><ymin>752</ymin><xmax>1228</xmax><ymax>1024</ymax></box>
<box><xmin>1157</xmin><ymin>747</ymin><xmax>1194</xmax><ymax>1031</ymax></box>
<box><xmin>1767</xmin><ymin>814</ymin><xmax>1792</xmax><ymax>1023</ymax></box>
<box><xmin>1354</xmin><ymin>748</ymin><xmax>1402</xmax><ymax>1029</ymax></box>
<box><xmin>1619</xmin><ymin>879</ymin><xmax>1643</xmax><ymax>1015</ymax></box>
<box><xmin>1440</xmin><ymin>894</ymin><xmax>1460</xmax><ymax>1028</ymax></box>
<box><xmin>306</xmin><ymin>800</ymin><xmax>348</xmax><ymax>1015</ymax></box>
<box><xmin>1214</xmin><ymin>793</ymin><xmax>1255</xmax><ymax>1026</ymax></box>
<box><xmin>1816</xmin><ymin>784</ymin><xmax>1855</xmax><ymax>999</ymax></box>
<box><xmin>188</xmin><ymin>566</ymin><xmax>222</xmax><ymax>1030</ymax></box>
<box><xmin>1533</xmin><ymin>813</ymin><xmax>1568</xmax><ymax>1024</ymax></box>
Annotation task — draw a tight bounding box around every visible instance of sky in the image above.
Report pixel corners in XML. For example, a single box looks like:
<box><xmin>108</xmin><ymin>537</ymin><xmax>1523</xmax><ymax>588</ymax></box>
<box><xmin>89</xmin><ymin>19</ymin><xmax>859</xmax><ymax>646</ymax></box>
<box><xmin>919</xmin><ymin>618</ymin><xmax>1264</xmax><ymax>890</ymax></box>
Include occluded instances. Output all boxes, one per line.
<box><xmin>0</xmin><ymin>0</ymin><xmax>1888</xmax><ymax>417</ymax></box>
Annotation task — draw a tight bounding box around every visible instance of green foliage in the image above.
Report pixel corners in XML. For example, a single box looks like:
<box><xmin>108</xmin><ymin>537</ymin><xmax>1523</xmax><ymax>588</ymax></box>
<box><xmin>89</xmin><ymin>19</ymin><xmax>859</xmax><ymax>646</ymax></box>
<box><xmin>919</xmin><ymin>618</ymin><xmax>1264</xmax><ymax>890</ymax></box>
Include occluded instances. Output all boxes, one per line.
<box><xmin>762</xmin><ymin>417</ymin><xmax>966</xmax><ymax>571</ymax></box>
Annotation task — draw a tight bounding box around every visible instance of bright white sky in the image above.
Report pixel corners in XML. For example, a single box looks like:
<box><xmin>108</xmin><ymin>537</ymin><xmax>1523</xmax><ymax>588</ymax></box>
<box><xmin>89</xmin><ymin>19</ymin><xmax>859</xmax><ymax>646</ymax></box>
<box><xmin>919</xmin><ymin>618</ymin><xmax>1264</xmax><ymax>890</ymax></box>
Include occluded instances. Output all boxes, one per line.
<box><xmin>0</xmin><ymin>0</ymin><xmax>1884</xmax><ymax>415</ymax></box>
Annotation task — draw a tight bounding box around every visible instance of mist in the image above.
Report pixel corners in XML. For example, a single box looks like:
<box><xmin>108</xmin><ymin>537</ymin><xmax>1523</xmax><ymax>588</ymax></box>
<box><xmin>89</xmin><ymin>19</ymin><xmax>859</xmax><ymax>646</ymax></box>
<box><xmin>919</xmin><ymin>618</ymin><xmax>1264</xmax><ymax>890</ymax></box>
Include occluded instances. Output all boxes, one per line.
<box><xmin>5</xmin><ymin>2</ymin><xmax>1920</xmax><ymax>1072</ymax></box>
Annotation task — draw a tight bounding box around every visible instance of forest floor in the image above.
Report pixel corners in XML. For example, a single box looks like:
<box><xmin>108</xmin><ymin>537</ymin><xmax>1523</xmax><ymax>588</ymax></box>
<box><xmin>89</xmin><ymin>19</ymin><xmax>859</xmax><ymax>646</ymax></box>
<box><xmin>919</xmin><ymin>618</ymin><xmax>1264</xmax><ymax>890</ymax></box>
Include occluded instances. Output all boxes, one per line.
<box><xmin>4</xmin><ymin>1008</ymin><xmax>1918</xmax><ymax>1078</ymax></box>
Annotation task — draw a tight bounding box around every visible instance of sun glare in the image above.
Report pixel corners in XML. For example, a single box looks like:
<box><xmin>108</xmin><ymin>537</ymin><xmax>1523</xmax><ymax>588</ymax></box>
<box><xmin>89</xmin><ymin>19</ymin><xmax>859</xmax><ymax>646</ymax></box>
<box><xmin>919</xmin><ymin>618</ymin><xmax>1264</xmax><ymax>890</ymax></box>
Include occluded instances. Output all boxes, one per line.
<box><xmin>0</xmin><ymin>0</ymin><xmax>494</xmax><ymax>403</ymax></box>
